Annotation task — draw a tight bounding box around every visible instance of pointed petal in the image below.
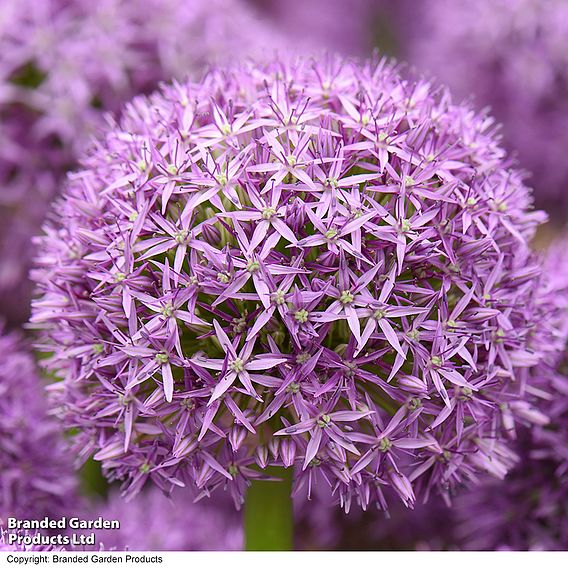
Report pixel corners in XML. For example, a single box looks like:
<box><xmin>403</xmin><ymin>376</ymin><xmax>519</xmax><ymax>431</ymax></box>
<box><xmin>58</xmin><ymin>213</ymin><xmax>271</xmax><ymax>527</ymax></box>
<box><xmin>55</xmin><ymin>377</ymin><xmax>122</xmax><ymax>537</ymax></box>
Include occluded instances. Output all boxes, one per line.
<box><xmin>162</xmin><ymin>363</ymin><xmax>174</xmax><ymax>402</ymax></box>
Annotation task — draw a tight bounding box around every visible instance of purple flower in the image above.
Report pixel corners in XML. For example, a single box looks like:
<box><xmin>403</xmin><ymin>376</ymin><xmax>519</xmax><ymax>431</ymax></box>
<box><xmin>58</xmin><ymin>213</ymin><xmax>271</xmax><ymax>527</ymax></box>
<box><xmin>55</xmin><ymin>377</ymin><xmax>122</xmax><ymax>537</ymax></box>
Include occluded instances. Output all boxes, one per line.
<box><xmin>0</xmin><ymin>327</ymin><xmax>77</xmax><ymax>520</ymax></box>
<box><xmin>397</xmin><ymin>0</ymin><xmax>568</xmax><ymax>212</ymax></box>
<box><xmin>32</xmin><ymin>55</ymin><xmax>547</xmax><ymax>513</ymax></box>
<box><xmin>0</xmin><ymin>0</ymin><xmax>284</xmax><ymax>325</ymax></box>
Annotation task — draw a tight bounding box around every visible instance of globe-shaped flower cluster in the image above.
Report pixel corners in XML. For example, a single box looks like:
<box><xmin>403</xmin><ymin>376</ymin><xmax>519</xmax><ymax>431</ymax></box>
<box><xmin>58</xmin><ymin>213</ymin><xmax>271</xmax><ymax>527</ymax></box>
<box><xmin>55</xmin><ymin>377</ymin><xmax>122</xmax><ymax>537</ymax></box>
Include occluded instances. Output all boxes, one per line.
<box><xmin>0</xmin><ymin>327</ymin><xmax>76</xmax><ymax>520</ymax></box>
<box><xmin>0</xmin><ymin>0</ymin><xmax>282</xmax><ymax>323</ymax></box>
<box><xmin>32</xmin><ymin>56</ymin><xmax>547</xmax><ymax>512</ymax></box>
<box><xmin>399</xmin><ymin>0</ymin><xmax>568</xmax><ymax>211</ymax></box>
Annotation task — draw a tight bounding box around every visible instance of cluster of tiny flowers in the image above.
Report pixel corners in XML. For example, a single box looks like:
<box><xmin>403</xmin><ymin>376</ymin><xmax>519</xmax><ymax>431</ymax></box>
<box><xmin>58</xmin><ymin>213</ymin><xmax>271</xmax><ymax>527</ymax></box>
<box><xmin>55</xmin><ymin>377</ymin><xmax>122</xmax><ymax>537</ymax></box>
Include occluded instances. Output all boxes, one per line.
<box><xmin>449</xmin><ymin>242</ymin><xmax>568</xmax><ymax>550</ymax></box>
<box><xmin>397</xmin><ymin>0</ymin><xmax>568</xmax><ymax>211</ymax></box>
<box><xmin>88</xmin><ymin>489</ymin><xmax>242</xmax><ymax>551</ymax></box>
<box><xmin>0</xmin><ymin>0</ymin><xmax>282</xmax><ymax>323</ymax></box>
<box><xmin>32</xmin><ymin>55</ymin><xmax>547</xmax><ymax>513</ymax></box>
<box><xmin>0</xmin><ymin>328</ymin><xmax>76</xmax><ymax>520</ymax></box>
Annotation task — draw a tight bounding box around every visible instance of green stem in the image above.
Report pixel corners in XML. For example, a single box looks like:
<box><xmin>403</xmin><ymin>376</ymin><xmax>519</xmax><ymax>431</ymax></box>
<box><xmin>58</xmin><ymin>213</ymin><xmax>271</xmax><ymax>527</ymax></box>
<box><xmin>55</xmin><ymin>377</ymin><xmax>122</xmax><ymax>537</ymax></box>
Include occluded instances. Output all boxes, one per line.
<box><xmin>244</xmin><ymin>466</ymin><xmax>294</xmax><ymax>551</ymax></box>
<box><xmin>79</xmin><ymin>458</ymin><xmax>109</xmax><ymax>499</ymax></box>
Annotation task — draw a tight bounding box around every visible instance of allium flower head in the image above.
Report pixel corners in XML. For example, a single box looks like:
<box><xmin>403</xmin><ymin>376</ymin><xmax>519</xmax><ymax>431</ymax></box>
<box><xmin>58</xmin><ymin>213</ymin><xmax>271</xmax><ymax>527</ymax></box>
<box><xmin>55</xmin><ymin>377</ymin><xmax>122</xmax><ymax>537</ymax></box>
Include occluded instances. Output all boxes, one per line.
<box><xmin>398</xmin><ymin>0</ymin><xmax>568</xmax><ymax>211</ymax></box>
<box><xmin>0</xmin><ymin>0</ymin><xmax>283</xmax><ymax>324</ymax></box>
<box><xmin>33</xmin><ymin>56</ymin><xmax>547</xmax><ymax>513</ymax></box>
<box><xmin>0</xmin><ymin>328</ymin><xmax>76</xmax><ymax>520</ymax></box>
